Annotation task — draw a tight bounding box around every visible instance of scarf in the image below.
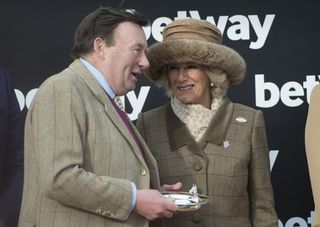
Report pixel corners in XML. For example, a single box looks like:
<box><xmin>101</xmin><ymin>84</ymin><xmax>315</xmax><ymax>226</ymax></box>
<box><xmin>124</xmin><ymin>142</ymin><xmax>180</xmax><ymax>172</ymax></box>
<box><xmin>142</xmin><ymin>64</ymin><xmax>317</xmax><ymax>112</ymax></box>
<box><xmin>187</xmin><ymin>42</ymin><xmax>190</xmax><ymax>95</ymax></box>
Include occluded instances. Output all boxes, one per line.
<box><xmin>171</xmin><ymin>96</ymin><xmax>223</xmax><ymax>141</ymax></box>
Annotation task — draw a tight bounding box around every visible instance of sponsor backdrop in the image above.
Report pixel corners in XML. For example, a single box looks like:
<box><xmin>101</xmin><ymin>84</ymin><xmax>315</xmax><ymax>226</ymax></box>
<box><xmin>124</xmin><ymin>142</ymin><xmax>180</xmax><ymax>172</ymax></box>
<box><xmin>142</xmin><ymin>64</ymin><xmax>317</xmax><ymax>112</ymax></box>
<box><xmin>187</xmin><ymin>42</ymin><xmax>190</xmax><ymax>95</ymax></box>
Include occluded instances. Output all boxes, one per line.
<box><xmin>0</xmin><ymin>0</ymin><xmax>318</xmax><ymax>226</ymax></box>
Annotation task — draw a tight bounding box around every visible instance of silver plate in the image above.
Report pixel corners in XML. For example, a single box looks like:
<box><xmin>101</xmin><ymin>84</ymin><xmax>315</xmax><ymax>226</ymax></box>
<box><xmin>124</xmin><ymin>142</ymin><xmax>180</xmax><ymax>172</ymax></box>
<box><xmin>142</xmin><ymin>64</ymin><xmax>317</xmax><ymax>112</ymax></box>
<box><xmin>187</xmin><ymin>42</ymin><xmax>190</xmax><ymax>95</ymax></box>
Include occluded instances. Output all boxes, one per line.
<box><xmin>162</xmin><ymin>191</ymin><xmax>208</xmax><ymax>211</ymax></box>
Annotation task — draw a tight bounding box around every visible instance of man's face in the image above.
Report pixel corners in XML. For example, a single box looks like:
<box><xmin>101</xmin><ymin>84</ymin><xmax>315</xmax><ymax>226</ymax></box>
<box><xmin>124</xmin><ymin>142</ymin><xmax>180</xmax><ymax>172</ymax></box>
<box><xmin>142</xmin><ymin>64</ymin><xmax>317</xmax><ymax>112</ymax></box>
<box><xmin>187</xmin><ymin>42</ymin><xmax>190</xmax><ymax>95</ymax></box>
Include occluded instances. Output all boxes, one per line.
<box><xmin>99</xmin><ymin>21</ymin><xmax>149</xmax><ymax>96</ymax></box>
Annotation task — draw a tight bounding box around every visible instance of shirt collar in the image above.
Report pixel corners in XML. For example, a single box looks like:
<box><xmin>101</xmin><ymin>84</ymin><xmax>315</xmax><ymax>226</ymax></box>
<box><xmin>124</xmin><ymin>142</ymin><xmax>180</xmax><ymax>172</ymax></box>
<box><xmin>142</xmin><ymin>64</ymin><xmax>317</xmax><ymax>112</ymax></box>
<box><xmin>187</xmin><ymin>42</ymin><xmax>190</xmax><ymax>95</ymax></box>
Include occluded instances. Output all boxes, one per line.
<box><xmin>79</xmin><ymin>57</ymin><xmax>115</xmax><ymax>98</ymax></box>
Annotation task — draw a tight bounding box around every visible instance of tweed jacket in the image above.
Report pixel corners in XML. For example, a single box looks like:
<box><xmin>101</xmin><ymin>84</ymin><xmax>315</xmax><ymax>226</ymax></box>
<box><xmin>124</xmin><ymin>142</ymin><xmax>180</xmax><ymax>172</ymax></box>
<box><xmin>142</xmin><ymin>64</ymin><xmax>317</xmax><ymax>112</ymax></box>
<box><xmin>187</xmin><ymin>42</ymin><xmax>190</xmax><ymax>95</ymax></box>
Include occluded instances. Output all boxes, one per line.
<box><xmin>305</xmin><ymin>84</ymin><xmax>320</xmax><ymax>227</ymax></box>
<box><xmin>136</xmin><ymin>97</ymin><xmax>278</xmax><ymax>227</ymax></box>
<box><xmin>18</xmin><ymin>59</ymin><xmax>160</xmax><ymax>227</ymax></box>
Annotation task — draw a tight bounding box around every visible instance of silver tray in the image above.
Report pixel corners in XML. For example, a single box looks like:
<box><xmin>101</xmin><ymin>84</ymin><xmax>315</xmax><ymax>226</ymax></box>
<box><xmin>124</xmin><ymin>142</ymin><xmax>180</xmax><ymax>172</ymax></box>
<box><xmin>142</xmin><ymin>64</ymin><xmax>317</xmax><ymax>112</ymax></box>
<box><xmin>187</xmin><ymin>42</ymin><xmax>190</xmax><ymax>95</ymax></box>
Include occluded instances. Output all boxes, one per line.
<box><xmin>161</xmin><ymin>184</ymin><xmax>208</xmax><ymax>211</ymax></box>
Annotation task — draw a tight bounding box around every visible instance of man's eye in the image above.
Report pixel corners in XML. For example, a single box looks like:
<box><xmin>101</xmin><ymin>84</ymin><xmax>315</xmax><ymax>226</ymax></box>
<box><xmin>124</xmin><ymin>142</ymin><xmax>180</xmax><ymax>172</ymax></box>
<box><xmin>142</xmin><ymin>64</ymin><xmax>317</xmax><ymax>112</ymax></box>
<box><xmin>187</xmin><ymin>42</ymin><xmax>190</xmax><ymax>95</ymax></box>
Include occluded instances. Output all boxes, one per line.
<box><xmin>133</xmin><ymin>49</ymin><xmax>141</xmax><ymax>55</ymax></box>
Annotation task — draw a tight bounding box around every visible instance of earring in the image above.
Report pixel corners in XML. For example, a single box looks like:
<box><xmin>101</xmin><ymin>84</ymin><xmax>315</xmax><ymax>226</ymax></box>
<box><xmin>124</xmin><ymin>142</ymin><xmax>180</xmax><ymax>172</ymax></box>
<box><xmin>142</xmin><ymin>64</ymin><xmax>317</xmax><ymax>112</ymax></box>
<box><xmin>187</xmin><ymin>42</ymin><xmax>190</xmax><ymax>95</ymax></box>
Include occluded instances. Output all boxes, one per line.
<box><xmin>210</xmin><ymin>82</ymin><xmax>214</xmax><ymax>87</ymax></box>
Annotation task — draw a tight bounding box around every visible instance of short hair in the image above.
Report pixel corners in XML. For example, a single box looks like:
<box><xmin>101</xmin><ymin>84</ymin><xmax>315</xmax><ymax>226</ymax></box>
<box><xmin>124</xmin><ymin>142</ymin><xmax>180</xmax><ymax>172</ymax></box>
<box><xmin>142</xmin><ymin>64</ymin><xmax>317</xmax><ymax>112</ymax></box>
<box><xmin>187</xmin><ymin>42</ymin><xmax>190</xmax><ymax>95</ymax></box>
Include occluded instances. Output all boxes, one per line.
<box><xmin>70</xmin><ymin>7</ymin><xmax>149</xmax><ymax>59</ymax></box>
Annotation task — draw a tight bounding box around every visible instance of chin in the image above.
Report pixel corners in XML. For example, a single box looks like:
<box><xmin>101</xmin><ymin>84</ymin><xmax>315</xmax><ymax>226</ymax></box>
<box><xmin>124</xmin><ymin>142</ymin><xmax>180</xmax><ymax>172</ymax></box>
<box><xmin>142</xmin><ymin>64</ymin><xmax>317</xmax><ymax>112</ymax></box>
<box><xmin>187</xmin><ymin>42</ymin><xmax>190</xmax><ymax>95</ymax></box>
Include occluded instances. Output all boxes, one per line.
<box><xmin>127</xmin><ymin>86</ymin><xmax>136</xmax><ymax>93</ymax></box>
<box><xmin>180</xmin><ymin>100</ymin><xmax>193</xmax><ymax>105</ymax></box>
<box><xmin>178</xmin><ymin>97</ymin><xmax>193</xmax><ymax>104</ymax></box>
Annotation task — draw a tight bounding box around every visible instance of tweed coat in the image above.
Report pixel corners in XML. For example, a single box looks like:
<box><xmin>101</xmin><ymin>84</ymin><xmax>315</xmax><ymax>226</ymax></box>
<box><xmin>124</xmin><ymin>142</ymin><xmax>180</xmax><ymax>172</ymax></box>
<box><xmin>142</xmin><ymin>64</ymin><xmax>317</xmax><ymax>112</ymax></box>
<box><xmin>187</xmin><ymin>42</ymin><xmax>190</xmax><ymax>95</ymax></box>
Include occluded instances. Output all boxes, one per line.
<box><xmin>18</xmin><ymin>59</ymin><xmax>160</xmax><ymax>227</ymax></box>
<box><xmin>305</xmin><ymin>84</ymin><xmax>320</xmax><ymax>227</ymax></box>
<box><xmin>136</xmin><ymin>97</ymin><xmax>278</xmax><ymax>227</ymax></box>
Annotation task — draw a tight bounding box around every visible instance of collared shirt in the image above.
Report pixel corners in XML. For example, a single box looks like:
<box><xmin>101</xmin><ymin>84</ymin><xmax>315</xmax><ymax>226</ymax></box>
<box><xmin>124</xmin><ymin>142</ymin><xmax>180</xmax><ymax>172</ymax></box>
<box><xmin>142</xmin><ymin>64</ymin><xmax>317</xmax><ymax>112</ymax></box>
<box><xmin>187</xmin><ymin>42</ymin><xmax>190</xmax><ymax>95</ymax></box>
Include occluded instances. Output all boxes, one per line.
<box><xmin>79</xmin><ymin>58</ymin><xmax>116</xmax><ymax>98</ymax></box>
<box><xmin>79</xmin><ymin>57</ymin><xmax>137</xmax><ymax>219</ymax></box>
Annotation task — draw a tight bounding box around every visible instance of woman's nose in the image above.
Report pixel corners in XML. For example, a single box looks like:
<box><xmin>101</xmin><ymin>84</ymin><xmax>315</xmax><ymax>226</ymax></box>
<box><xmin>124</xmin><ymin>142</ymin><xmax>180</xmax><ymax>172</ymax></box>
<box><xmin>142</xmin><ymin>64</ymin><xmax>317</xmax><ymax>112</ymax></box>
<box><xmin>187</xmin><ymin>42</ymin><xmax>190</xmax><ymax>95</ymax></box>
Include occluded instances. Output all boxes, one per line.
<box><xmin>177</xmin><ymin>66</ymin><xmax>188</xmax><ymax>80</ymax></box>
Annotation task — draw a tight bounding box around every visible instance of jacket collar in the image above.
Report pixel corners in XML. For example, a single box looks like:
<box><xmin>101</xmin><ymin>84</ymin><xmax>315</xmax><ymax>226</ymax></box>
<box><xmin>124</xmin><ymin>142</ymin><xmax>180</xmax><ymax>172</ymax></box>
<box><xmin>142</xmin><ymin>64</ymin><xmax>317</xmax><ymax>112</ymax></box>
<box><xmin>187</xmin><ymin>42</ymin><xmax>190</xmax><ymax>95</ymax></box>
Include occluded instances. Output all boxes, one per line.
<box><xmin>69</xmin><ymin>59</ymin><xmax>110</xmax><ymax>105</ymax></box>
<box><xmin>166</xmin><ymin>97</ymin><xmax>234</xmax><ymax>151</ymax></box>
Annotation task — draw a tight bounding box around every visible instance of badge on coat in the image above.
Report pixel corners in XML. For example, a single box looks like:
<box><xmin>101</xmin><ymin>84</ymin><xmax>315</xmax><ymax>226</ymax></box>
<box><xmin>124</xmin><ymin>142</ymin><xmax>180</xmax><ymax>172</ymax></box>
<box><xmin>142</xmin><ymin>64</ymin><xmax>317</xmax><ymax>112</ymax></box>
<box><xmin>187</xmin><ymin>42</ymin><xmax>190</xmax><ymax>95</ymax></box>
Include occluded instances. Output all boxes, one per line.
<box><xmin>235</xmin><ymin>116</ymin><xmax>247</xmax><ymax>123</ymax></box>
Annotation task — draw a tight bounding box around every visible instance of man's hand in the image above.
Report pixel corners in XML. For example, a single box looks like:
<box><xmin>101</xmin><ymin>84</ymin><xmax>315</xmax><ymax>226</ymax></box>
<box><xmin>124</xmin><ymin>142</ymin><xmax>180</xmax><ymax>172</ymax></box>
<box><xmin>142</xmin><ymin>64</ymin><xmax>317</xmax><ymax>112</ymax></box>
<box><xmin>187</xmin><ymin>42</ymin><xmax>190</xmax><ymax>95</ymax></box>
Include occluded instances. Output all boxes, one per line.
<box><xmin>134</xmin><ymin>189</ymin><xmax>177</xmax><ymax>220</ymax></box>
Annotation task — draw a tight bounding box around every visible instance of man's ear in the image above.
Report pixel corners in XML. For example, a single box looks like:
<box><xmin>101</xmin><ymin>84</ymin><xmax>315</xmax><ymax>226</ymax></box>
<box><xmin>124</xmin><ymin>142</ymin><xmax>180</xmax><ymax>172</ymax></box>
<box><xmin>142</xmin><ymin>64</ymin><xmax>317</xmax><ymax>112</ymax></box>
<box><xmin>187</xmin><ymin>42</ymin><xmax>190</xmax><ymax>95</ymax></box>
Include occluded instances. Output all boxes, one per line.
<box><xmin>93</xmin><ymin>37</ymin><xmax>106</xmax><ymax>58</ymax></box>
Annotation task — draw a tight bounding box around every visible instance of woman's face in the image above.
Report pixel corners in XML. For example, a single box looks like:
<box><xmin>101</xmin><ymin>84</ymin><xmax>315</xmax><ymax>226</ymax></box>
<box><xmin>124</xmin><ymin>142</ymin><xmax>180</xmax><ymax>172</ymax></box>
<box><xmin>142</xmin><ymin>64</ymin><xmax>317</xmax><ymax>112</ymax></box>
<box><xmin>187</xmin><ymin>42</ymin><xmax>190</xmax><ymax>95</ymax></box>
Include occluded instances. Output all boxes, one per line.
<box><xmin>167</xmin><ymin>63</ymin><xmax>212</xmax><ymax>108</ymax></box>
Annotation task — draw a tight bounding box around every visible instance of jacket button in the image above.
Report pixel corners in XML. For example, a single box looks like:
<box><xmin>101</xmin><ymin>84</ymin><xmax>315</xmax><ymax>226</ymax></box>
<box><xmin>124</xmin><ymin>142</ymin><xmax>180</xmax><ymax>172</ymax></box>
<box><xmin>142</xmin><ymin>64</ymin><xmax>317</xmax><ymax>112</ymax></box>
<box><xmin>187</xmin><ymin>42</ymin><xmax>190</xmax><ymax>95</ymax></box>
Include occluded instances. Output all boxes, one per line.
<box><xmin>193</xmin><ymin>160</ymin><xmax>202</xmax><ymax>171</ymax></box>
<box><xmin>192</xmin><ymin>213</ymin><xmax>202</xmax><ymax>223</ymax></box>
<box><xmin>140</xmin><ymin>169</ymin><xmax>147</xmax><ymax>176</ymax></box>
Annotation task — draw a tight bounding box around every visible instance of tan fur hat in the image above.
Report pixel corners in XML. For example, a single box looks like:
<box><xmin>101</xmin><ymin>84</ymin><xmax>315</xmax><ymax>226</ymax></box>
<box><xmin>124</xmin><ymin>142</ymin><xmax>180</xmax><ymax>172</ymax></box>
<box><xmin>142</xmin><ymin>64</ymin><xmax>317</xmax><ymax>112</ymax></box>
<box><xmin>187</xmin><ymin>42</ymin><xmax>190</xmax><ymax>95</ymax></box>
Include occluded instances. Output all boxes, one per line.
<box><xmin>144</xmin><ymin>18</ymin><xmax>246</xmax><ymax>87</ymax></box>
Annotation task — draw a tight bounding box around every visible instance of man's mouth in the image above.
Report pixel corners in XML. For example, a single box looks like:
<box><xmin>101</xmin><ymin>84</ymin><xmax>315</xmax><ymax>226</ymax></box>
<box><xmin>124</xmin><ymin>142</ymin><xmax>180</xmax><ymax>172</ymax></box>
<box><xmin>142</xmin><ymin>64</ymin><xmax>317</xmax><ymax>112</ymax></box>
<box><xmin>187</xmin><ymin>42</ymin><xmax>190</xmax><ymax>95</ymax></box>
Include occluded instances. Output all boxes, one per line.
<box><xmin>131</xmin><ymin>72</ymin><xmax>140</xmax><ymax>79</ymax></box>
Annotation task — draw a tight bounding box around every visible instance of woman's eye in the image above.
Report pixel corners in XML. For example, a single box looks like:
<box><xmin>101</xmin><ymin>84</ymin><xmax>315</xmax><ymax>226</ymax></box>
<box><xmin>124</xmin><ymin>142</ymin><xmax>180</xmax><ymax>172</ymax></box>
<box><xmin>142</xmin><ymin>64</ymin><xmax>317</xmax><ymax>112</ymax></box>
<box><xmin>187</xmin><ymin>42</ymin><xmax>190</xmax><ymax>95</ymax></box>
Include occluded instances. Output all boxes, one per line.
<box><xmin>186</xmin><ymin>63</ymin><xmax>198</xmax><ymax>69</ymax></box>
<box><xmin>167</xmin><ymin>64</ymin><xmax>179</xmax><ymax>71</ymax></box>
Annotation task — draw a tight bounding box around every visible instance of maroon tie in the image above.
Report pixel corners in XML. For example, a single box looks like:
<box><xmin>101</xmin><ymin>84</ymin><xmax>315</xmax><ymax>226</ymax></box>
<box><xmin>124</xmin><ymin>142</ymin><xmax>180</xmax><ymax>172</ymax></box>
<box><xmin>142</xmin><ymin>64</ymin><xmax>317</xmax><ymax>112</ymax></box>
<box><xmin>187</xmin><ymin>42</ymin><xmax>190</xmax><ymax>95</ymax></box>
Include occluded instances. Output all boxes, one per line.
<box><xmin>107</xmin><ymin>95</ymin><xmax>144</xmax><ymax>157</ymax></box>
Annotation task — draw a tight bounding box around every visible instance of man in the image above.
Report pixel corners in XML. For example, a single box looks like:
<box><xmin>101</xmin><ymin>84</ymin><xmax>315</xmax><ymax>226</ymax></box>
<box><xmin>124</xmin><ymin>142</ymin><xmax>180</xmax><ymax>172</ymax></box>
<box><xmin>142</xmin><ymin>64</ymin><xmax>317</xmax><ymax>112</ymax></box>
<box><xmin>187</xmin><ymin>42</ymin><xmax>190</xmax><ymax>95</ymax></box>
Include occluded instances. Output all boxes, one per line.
<box><xmin>18</xmin><ymin>7</ymin><xmax>178</xmax><ymax>227</ymax></box>
<box><xmin>0</xmin><ymin>68</ymin><xmax>24</xmax><ymax>227</ymax></box>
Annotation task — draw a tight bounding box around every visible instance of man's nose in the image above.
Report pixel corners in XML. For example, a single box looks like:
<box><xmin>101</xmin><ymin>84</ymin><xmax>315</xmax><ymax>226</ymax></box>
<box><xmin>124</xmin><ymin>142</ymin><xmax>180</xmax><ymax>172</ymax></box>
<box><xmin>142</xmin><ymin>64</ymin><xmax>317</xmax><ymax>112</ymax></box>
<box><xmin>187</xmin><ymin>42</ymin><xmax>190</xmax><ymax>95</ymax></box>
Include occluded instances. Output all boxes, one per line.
<box><xmin>139</xmin><ymin>53</ymin><xmax>150</xmax><ymax>69</ymax></box>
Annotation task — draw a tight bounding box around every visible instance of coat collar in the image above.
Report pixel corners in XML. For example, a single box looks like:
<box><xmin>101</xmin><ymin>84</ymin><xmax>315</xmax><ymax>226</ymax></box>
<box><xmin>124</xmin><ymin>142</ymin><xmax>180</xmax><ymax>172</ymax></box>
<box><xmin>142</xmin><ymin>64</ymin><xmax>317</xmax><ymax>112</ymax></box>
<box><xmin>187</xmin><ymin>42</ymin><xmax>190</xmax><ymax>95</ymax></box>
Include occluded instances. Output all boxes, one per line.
<box><xmin>166</xmin><ymin>97</ymin><xmax>234</xmax><ymax>151</ymax></box>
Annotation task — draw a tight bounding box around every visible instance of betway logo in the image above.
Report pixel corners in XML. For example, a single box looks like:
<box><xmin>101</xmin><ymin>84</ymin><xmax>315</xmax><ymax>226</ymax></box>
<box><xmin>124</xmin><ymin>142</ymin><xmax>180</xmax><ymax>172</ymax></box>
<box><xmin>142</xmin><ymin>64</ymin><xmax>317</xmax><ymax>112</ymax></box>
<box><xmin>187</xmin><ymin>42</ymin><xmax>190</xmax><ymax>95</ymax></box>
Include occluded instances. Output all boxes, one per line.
<box><xmin>255</xmin><ymin>74</ymin><xmax>319</xmax><ymax>107</ymax></box>
<box><xmin>143</xmin><ymin>10</ymin><xmax>275</xmax><ymax>49</ymax></box>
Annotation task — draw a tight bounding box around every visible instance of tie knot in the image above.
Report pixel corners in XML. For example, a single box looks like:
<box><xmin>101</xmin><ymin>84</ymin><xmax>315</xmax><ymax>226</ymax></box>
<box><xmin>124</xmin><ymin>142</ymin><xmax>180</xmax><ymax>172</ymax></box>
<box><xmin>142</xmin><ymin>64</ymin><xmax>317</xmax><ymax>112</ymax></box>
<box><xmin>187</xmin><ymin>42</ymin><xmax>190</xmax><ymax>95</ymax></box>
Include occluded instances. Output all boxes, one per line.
<box><xmin>114</xmin><ymin>96</ymin><xmax>125</xmax><ymax>111</ymax></box>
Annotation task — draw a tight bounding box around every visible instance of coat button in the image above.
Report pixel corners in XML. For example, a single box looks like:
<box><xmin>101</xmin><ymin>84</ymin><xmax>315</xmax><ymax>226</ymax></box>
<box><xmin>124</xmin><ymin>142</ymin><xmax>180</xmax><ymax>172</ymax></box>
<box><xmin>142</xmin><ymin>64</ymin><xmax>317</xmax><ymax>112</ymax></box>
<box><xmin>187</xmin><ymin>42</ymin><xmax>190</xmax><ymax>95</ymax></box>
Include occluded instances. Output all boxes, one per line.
<box><xmin>192</xmin><ymin>213</ymin><xmax>202</xmax><ymax>223</ymax></box>
<box><xmin>193</xmin><ymin>160</ymin><xmax>202</xmax><ymax>171</ymax></box>
<box><xmin>96</xmin><ymin>208</ymin><xmax>102</xmax><ymax>214</ymax></box>
<box><xmin>140</xmin><ymin>169</ymin><xmax>147</xmax><ymax>176</ymax></box>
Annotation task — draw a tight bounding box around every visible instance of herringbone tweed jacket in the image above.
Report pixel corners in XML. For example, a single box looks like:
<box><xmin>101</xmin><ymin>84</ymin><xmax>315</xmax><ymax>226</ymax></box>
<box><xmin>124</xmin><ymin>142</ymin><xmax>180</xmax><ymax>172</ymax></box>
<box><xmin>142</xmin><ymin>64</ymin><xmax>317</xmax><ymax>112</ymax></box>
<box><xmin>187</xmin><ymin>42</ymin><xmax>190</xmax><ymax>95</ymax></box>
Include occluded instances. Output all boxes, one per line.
<box><xmin>18</xmin><ymin>59</ymin><xmax>160</xmax><ymax>227</ymax></box>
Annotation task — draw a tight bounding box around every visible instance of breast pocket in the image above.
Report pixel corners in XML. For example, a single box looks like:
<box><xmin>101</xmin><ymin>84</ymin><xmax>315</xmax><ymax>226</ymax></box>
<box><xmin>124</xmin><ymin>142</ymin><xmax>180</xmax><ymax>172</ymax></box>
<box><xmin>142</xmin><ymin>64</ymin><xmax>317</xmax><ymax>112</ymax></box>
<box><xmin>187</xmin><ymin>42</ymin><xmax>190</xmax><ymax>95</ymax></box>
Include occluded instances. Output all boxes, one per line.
<box><xmin>205</xmin><ymin>142</ymin><xmax>250</xmax><ymax>196</ymax></box>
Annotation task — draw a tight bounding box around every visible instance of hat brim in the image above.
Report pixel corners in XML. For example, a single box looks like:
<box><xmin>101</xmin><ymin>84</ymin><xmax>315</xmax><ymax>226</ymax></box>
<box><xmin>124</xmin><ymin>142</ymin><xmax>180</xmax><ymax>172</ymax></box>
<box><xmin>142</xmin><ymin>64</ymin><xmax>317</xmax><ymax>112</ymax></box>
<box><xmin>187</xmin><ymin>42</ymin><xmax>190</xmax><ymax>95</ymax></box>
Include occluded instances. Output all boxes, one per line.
<box><xmin>144</xmin><ymin>39</ymin><xmax>246</xmax><ymax>87</ymax></box>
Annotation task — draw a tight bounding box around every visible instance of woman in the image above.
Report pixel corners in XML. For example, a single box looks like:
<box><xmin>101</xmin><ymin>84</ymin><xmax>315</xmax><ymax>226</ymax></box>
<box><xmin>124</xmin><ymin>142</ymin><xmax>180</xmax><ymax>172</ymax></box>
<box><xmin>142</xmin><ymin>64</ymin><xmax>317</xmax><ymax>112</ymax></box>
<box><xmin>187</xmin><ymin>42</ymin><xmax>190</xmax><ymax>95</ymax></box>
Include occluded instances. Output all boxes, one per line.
<box><xmin>136</xmin><ymin>18</ymin><xmax>278</xmax><ymax>226</ymax></box>
<box><xmin>305</xmin><ymin>84</ymin><xmax>320</xmax><ymax>227</ymax></box>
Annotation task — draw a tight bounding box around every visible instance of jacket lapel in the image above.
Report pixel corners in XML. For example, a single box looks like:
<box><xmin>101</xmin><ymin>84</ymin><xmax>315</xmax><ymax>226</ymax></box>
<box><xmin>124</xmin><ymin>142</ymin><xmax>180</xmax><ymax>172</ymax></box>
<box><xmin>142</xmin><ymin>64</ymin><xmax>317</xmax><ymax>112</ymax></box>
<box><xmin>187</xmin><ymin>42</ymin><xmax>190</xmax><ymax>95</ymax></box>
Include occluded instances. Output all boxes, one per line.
<box><xmin>166</xmin><ymin>102</ymin><xmax>195</xmax><ymax>150</ymax></box>
<box><xmin>201</xmin><ymin>97</ymin><xmax>234</xmax><ymax>145</ymax></box>
<box><xmin>68</xmin><ymin>60</ymin><xmax>146</xmax><ymax>165</ymax></box>
<box><xmin>130</xmin><ymin>122</ymin><xmax>160</xmax><ymax>189</ymax></box>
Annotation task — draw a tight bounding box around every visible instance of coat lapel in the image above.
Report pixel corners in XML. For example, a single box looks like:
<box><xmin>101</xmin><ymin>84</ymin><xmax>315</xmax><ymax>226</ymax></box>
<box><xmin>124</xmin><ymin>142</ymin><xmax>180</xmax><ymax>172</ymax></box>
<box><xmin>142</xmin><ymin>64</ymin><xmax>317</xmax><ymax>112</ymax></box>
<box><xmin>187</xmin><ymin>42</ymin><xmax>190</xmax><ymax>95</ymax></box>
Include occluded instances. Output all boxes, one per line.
<box><xmin>201</xmin><ymin>97</ymin><xmax>234</xmax><ymax>145</ymax></box>
<box><xmin>166</xmin><ymin>102</ymin><xmax>195</xmax><ymax>150</ymax></box>
<box><xmin>130</xmin><ymin>122</ymin><xmax>160</xmax><ymax>189</ymax></box>
<box><xmin>68</xmin><ymin>60</ymin><xmax>146</xmax><ymax>165</ymax></box>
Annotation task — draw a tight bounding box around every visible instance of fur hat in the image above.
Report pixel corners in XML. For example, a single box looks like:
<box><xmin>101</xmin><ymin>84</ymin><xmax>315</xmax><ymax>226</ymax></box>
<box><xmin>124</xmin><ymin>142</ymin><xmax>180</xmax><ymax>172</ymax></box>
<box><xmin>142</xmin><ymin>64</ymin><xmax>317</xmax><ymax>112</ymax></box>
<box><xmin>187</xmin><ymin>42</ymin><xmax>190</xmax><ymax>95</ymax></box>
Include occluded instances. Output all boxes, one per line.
<box><xmin>144</xmin><ymin>18</ymin><xmax>246</xmax><ymax>87</ymax></box>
